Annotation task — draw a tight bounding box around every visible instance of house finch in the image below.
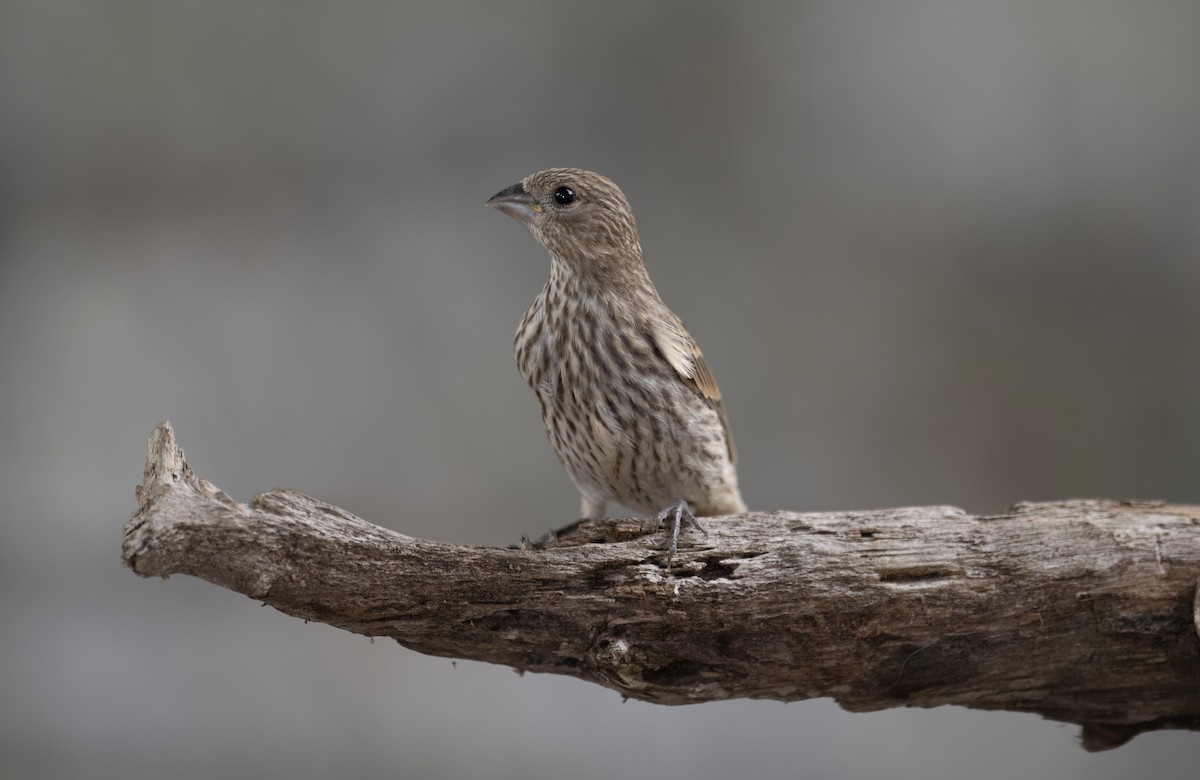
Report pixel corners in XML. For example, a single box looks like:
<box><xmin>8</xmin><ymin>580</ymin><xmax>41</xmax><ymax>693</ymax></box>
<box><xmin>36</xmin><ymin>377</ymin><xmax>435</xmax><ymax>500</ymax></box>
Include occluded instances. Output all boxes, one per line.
<box><xmin>487</xmin><ymin>168</ymin><xmax>746</xmax><ymax>558</ymax></box>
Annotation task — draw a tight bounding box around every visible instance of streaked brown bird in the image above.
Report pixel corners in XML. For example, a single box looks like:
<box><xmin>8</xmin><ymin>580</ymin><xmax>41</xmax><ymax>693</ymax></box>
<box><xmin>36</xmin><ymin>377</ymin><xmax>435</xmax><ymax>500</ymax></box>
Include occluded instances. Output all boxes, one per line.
<box><xmin>487</xmin><ymin>168</ymin><xmax>746</xmax><ymax>556</ymax></box>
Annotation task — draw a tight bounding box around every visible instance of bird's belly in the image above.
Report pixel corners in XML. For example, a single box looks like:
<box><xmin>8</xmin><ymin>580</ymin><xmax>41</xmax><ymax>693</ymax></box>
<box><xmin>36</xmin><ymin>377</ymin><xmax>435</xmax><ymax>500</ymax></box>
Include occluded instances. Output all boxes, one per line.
<box><xmin>538</xmin><ymin>370</ymin><xmax>738</xmax><ymax>515</ymax></box>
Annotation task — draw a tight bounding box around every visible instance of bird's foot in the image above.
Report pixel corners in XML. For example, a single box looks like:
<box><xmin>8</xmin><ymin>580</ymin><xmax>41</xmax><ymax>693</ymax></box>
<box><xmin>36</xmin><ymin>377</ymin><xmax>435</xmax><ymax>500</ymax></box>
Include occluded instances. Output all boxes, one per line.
<box><xmin>508</xmin><ymin>518</ymin><xmax>586</xmax><ymax>550</ymax></box>
<box><xmin>653</xmin><ymin>499</ymin><xmax>707</xmax><ymax>566</ymax></box>
<box><xmin>509</xmin><ymin>530</ymin><xmax>555</xmax><ymax>550</ymax></box>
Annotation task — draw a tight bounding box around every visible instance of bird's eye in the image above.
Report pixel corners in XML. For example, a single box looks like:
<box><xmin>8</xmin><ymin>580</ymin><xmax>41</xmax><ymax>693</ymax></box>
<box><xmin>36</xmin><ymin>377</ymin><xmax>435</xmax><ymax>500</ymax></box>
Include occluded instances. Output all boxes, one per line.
<box><xmin>553</xmin><ymin>186</ymin><xmax>576</xmax><ymax>205</ymax></box>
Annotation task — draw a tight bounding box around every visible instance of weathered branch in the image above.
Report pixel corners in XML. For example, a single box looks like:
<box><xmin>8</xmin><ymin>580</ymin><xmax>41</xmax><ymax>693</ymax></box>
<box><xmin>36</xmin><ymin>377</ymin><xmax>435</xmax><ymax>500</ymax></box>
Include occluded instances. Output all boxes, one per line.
<box><xmin>123</xmin><ymin>422</ymin><xmax>1200</xmax><ymax>751</ymax></box>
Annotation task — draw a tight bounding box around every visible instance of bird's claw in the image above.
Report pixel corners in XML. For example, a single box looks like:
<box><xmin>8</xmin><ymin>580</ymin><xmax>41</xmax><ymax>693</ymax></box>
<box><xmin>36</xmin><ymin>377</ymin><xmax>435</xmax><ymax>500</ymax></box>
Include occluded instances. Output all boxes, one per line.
<box><xmin>509</xmin><ymin>517</ymin><xmax>590</xmax><ymax>550</ymax></box>
<box><xmin>509</xmin><ymin>529</ymin><xmax>557</xmax><ymax>550</ymax></box>
<box><xmin>653</xmin><ymin>499</ymin><xmax>706</xmax><ymax>567</ymax></box>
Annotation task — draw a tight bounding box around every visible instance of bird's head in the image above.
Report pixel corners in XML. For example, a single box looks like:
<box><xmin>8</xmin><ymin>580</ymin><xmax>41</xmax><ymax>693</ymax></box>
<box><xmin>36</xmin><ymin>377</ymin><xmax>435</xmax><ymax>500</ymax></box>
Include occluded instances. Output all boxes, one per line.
<box><xmin>487</xmin><ymin>168</ymin><xmax>643</xmax><ymax>269</ymax></box>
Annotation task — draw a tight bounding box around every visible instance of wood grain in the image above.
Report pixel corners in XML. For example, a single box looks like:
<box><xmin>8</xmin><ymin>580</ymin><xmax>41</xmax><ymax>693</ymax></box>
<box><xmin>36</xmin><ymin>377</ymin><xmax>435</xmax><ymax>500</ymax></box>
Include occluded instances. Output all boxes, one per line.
<box><xmin>123</xmin><ymin>422</ymin><xmax>1200</xmax><ymax>751</ymax></box>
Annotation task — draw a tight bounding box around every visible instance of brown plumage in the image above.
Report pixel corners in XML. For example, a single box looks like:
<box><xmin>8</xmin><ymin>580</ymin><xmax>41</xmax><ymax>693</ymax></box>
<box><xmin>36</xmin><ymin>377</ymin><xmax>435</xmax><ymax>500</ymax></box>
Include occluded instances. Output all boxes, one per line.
<box><xmin>487</xmin><ymin>168</ymin><xmax>745</xmax><ymax>546</ymax></box>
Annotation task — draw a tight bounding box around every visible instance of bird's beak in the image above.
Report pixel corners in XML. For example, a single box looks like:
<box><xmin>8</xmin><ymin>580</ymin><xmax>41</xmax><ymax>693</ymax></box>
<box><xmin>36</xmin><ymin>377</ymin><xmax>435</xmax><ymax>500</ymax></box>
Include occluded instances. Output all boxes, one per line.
<box><xmin>486</xmin><ymin>182</ymin><xmax>539</xmax><ymax>224</ymax></box>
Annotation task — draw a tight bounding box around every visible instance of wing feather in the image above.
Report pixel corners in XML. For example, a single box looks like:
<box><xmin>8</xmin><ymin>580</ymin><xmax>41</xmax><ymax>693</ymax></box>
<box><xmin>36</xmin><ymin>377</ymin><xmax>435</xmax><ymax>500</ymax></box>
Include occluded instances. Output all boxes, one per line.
<box><xmin>650</xmin><ymin>317</ymin><xmax>737</xmax><ymax>464</ymax></box>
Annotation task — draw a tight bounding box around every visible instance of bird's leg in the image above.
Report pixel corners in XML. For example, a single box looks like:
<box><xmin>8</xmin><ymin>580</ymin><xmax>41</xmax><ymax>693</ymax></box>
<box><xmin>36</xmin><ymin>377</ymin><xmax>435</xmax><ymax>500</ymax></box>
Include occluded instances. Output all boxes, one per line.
<box><xmin>653</xmin><ymin>499</ymin><xmax>707</xmax><ymax>566</ymax></box>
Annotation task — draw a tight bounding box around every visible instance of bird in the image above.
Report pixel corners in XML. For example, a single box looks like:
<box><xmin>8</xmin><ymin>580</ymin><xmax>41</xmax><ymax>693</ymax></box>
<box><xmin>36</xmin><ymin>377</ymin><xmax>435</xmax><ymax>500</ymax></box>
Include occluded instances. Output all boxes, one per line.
<box><xmin>486</xmin><ymin>168</ymin><xmax>746</xmax><ymax>560</ymax></box>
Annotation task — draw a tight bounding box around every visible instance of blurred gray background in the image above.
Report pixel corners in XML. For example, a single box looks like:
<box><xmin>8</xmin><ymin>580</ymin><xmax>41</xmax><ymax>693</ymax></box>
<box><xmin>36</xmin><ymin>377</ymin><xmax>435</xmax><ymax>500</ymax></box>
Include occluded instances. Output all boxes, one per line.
<box><xmin>2</xmin><ymin>1</ymin><xmax>1198</xmax><ymax>778</ymax></box>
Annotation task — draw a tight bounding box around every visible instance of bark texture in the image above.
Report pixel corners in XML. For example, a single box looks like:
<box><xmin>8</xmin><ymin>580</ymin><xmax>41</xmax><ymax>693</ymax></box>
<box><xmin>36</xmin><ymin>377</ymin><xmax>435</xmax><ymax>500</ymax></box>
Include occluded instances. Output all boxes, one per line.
<box><xmin>122</xmin><ymin>422</ymin><xmax>1200</xmax><ymax>751</ymax></box>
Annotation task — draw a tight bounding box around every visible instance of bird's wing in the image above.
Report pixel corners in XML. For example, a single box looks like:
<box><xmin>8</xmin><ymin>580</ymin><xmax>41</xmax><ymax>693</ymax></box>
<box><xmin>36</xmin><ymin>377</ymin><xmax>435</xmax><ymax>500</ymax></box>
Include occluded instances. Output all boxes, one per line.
<box><xmin>650</xmin><ymin>316</ymin><xmax>738</xmax><ymax>465</ymax></box>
